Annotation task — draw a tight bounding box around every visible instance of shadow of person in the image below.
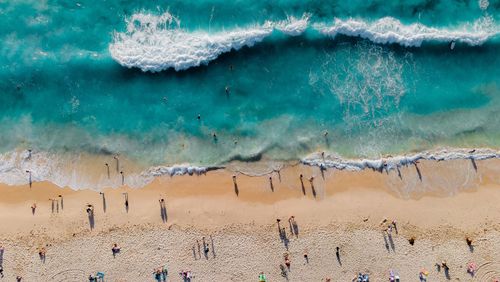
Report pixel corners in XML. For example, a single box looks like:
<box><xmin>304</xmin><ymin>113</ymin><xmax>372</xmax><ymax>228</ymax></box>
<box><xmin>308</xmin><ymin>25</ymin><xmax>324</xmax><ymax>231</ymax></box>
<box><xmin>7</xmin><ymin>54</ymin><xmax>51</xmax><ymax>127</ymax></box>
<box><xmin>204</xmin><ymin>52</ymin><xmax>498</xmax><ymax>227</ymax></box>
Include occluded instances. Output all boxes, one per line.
<box><xmin>210</xmin><ymin>235</ymin><xmax>216</xmax><ymax>259</ymax></box>
<box><xmin>88</xmin><ymin>212</ymin><xmax>95</xmax><ymax>230</ymax></box>
<box><xmin>388</xmin><ymin>233</ymin><xmax>396</xmax><ymax>251</ymax></box>
<box><xmin>470</xmin><ymin>158</ymin><xmax>477</xmax><ymax>172</ymax></box>
<box><xmin>336</xmin><ymin>247</ymin><xmax>342</xmax><ymax>266</ymax></box>
<box><xmin>233</xmin><ymin>182</ymin><xmax>239</xmax><ymax>196</ymax></box>
<box><xmin>467</xmin><ymin>242</ymin><xmax>474</xmax><ymax>253</ymax></box>
<box><xmin>192</xmin><ymin>246</ymin><xmax>197</xmax><ymax>260</ymax></box>
<box><xmin>269</xmin><ymin>177</ymin><xmax>274</xmax><ymax>192</ymax></box>
<box><xmin>444</xmin><ymin>267</ymin><xmax>451</xmax><ymax>280</ymax></box>
<box><xmin>160</xmin><ymin>206</ymin><xmax>167</xmax><ymax>223</ymax></box>
<box><xmin>310</xmin><ymin>183</ymin><xmax>317</xmax><ymax>198</ymax></box>
<box><xmin>100</xmin><ymin>193</ymin><xmax>107</xmax><ymax>213</ymax></box>
<box><xmin>300</xmin><ymin>177</ymin><xmax>306</xmax><ymax>195</ymax></box>
<box><xmin>414</xmin><ymin>163</ymin><xmax>422</xmax><ymax>181</ymax></box>
<box><xmin>383</xmin><ymin>233</ymin><xmax>390</xmax><ymax>252</ymax></box>
<box><xmin>292</xmin><ymin>221</ymin><xmax>299</xmax><ymax>238</ymax></box>
<box><xmin>397</xmin><ymin>167</ymin><xmax>403</xmax><ymax>180</ymax></box>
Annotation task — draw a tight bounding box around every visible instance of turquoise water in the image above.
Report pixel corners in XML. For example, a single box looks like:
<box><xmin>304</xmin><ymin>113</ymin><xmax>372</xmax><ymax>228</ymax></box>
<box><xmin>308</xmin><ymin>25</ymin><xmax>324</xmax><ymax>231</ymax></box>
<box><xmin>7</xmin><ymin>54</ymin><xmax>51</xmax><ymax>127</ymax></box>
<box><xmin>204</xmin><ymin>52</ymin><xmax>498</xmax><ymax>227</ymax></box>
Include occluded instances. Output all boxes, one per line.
<box><xmin>0</xmin><ymin>0</ymin><xmax>499</xmax><ymax>174</ymax></box>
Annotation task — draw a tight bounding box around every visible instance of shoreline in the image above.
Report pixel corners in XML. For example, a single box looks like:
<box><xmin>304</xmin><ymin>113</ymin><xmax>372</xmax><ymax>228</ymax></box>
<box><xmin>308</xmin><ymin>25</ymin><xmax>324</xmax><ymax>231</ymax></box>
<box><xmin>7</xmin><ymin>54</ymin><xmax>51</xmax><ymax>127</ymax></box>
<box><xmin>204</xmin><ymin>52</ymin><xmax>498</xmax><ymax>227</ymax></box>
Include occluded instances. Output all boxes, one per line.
<box><xmin>0</xmin><ymin>159</ymin><xmax>499</xmax><ymax>280</ymax></box>
<box><xmin>2</xmin><ymin>146</ymin><xmax>500</xmax><ymax>191</ymax></box>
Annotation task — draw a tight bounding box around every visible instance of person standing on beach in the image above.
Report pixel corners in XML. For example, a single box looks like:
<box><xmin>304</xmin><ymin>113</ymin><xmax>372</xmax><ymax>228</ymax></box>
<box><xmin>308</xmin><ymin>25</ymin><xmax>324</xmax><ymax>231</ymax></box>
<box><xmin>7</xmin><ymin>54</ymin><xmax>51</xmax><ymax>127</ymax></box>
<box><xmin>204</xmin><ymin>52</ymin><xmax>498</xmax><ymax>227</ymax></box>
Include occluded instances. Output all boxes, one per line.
<box><xmin>112</xmin><ymin>243</ymin><xmax>121</xmax><ymax>257</ymax></box>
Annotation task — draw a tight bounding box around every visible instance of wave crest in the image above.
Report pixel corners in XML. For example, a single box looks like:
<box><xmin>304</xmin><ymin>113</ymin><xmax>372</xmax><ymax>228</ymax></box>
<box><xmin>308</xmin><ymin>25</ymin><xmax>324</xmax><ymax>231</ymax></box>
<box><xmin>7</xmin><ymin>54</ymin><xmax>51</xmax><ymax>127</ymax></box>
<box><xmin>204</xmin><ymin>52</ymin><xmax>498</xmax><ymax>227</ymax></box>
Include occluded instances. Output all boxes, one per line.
<box><xmin>315</xmin><ymin>16</ymin><xmax>496</xmax><ymax>47</ymax></box>
<box><xmin>110</xmin><ymin>12</ymin><xmax>498</xmax><ymax>72</ymax></box>
<box><xmin>109</xmin><ymin>12</ymin><xmax>309</xmax><ymax>72</ymax></box>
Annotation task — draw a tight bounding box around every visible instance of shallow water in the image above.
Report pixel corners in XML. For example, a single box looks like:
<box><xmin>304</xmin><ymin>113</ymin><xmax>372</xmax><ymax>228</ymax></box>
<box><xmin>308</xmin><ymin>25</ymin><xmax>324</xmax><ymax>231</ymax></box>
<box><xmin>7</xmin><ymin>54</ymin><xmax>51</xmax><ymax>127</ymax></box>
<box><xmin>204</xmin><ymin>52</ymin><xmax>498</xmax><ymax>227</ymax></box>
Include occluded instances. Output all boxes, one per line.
<box><xmin>0</xmin><ymin>0</ymin><xmax>499</xmax><ymax>188</ymax></box>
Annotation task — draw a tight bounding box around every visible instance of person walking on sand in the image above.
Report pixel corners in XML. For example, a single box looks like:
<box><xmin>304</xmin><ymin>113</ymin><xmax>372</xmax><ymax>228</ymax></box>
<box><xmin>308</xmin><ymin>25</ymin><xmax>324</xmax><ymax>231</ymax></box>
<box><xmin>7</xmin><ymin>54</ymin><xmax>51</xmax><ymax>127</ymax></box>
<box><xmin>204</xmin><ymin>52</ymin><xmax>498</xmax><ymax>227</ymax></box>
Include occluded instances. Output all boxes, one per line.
<box><xmin>112</xmin><ymin>243</ymin><xmax>121</xmax><ymax>257</ymax></box>
<box><xmin>284</xmin><ymin>253</ymin><xmax>291</xmax><ymax>271</ymax></box>
<box><xmin>38</xmin><ymin>247</ymin><xmax>46</xmax><ymax>262</ymax></box>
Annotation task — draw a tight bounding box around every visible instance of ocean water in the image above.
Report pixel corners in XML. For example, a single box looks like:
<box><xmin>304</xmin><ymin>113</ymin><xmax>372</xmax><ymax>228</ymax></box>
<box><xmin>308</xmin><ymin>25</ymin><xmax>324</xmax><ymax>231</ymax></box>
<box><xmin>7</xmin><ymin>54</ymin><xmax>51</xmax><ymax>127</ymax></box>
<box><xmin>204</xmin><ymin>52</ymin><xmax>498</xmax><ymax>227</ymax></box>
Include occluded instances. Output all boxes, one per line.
<box><xmin>0</xmin><ymin>0</ymin><xmax>499</xmax><ymax>189</ymax></box>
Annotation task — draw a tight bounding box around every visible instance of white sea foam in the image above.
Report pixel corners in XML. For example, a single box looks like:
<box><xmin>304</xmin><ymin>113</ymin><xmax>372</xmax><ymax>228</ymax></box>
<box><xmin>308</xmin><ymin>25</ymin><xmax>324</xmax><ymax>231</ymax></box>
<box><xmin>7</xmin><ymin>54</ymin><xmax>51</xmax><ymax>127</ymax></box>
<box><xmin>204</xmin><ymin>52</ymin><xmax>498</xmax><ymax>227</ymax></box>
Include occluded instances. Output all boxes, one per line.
<box><xmin>479</xmin><ymin>0</ymin><xmax>489</xmax><ymax>10</ymax></box>
<box><xmin>315</xmin><ymin>16</ymin><xmax>497</xmax><ymax>47</ymax></box>
<box><xmin>0</xmin><ymin>150</ymin><xmax>216</xmax><ymax>190</ymax></box>
<box><xmin>1</xmin><ymin>148</ymin><xmax>499</xmax><ymax>190</ymax></box>
<box><xmin>109</xmin><ymin>12</ymin><xmax>309</xmax><ymax>72</ymax></box>
<box><xmin>301</xmin><ymin>148</ymin><xmax>500</xmax><ymax>172</ymax></box>
<box><xmin>110</xmin><ymin>12</ymin><xmax>498</xmax><ymax>72</ymax></box>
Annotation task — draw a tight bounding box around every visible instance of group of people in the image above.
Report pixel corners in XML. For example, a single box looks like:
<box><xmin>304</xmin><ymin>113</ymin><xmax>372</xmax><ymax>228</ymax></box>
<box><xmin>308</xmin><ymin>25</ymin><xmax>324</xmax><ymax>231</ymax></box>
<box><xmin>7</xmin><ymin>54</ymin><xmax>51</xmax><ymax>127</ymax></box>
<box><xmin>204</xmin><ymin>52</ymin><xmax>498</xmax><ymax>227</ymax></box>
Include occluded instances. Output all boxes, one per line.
<box><xmin>153</xmin><ymin>266</ymin><xmax>168</xmax><ymax>281</ymax></box>
<box><xmin>179</xmin><ymin>270</ymin><xmax>193</xmax><ymax>282</ymax></box>
<box><xmin>88</xmin><ymin>272</ymin><xmax>104</xmax><ymax>281</ymax></box>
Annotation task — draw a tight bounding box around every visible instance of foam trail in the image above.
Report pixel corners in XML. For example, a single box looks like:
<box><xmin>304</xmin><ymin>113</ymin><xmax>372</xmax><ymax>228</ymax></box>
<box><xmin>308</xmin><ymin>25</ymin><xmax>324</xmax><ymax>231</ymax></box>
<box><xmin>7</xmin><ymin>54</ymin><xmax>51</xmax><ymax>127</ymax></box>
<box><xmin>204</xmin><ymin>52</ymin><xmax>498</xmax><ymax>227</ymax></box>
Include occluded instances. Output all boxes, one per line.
<box><xmin>315</xmin><ymin>16</ymin><xmax>497</xmax><ymax>47</ymax></box>
<box><xmin>110</xmin><ymin>12</ymin><xmax>498</xmax><ymax>72</ymax></box>
<box><xmin>301</xmin><ymin>148</ymin><xmax>500</xmax><ymax>172</ymax></box>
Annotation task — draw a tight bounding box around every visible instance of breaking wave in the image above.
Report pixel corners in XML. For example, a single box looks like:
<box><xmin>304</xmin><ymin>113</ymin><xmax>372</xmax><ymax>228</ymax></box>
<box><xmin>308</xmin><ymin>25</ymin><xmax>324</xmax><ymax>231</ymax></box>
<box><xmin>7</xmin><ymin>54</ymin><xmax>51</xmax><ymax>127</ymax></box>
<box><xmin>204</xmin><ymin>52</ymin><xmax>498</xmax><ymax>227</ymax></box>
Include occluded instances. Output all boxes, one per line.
<box><xmin>109</xmin><ymin>12</ymin><xmax>498</xmax><ymax>72</ymax></box>
<box><xmin>301</xmin><ymin>148</ymin><xmax>499</xmax><ymax>172</ymax></box>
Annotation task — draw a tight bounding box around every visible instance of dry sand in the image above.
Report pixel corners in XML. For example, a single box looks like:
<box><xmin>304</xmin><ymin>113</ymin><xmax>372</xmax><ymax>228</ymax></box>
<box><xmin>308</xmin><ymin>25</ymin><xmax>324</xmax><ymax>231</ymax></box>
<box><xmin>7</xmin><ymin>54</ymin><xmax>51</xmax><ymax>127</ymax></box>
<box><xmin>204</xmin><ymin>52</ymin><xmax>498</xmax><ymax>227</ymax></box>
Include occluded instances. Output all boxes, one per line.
<box><xmin>0</xmin><ymin>159</ymin><xmax>499</xmax><ymax>281</ymax></box>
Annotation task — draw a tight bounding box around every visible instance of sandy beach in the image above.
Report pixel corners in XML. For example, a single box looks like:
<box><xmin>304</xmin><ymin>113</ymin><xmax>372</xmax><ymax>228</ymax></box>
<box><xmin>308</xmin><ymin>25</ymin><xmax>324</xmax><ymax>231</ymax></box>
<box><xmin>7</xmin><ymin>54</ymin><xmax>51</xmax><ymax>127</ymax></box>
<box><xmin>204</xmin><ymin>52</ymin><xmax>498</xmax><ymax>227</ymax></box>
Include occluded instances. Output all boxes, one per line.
<box><xmin>0</xmin><ymin>158</ymin><xmax>499</xmax><ymax>281</ymax></box>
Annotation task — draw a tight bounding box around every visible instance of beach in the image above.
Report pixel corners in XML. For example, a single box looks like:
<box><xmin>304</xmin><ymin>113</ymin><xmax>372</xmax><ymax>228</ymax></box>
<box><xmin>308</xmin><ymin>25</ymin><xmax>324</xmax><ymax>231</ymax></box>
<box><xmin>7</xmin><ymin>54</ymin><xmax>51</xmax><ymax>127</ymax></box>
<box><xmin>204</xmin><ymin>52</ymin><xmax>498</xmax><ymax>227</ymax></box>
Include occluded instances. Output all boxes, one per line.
<box><xmin>1</xmin><ymin>0</ymin><xmax>499</xmax><ymax>281</ymax></box>
<box><xmin>0</xmin><ymin>158</ymin><xmax>499</xmax><ymax>281</ymax></box>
